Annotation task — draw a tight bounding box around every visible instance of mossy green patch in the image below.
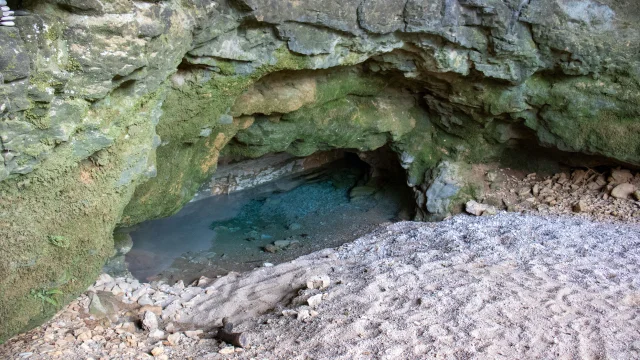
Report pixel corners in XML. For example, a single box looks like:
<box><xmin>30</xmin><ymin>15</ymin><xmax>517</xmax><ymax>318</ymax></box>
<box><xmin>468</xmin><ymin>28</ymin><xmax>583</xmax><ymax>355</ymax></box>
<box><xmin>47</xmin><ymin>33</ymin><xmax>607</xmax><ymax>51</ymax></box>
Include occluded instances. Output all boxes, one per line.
<box><xmin>524</xmin><ymin>75</ymin><xmax>640</xmax><ymax>164</ymax></box>
<box><xmin>0</xmin><ymin>86</ymin><xmax>165</xmax><ymax>343</ymax></box>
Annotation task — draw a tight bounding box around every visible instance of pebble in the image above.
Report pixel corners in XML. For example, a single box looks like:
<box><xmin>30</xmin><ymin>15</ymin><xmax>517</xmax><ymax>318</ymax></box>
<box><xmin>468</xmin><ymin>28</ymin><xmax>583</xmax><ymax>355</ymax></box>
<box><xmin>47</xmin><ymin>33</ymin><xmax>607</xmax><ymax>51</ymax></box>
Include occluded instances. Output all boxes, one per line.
<box><xmin>306</xmin><ymin>275</ymin><xmax>331</xmax><ymax>290</ymax></box>
<box><xmin>573</xmin><ymin>200</ymin><xmax>588</xmax><ymax>213</ymax></box>
<box><xmin>465</xmin><ymin>200</ymin><xmax>496</xmax><ymax>216</ymax></box>
<box><xmin>149</xmin><ymin>329</ymin><xmax>165</xmax><ymax>339</ymax></box>
<box><xmin>1</xmin><ymin>21</ymin><xmax>15</xmax><ymax>26</ymax></box>
<box><xmin>150</xmin><ymin>347</ymin><xmax>164</xmax><ymax>356</ymax></box>
<box><xmin>611</xmin><ymin>183</ymin><xmax>635</xmax><ymax>199</ymax></box>
<box><xmin>184</xmin><ymin>330</ymin><xmax>203</xmax><ymax>339</ymax></box>
<box><xmin>297</xmin><ymin>309</ymin><xmax>311</xmax><ymax>321</ymax></box>
<box><xmin>218</xmin><ymin>347</ymin><xmax>235</xmax><ymax>354</ymax></box>
<box><xmin>167</xmin><ymin>332</ymin><xmax>182</xmax><ymax>346</ymax></box>
<box><xmin>263</xmin><ymin>262</ymin><xmax>274</xmax><ymax>267</ymax></box>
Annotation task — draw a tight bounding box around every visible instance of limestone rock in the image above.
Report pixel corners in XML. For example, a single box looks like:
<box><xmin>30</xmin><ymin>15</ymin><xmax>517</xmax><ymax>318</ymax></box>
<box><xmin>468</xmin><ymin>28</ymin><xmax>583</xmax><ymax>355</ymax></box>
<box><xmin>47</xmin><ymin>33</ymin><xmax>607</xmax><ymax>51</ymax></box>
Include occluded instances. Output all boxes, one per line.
<box><xmin>307</xmin><ymin>294</ymin><xmax>323</xmax><ymax>308</ymax></box>
<box><xmin>465</xmin><ymin>201</ymin><xmax>497</xmax><ymax>217</ymax></box>
<box><xmin>611</xmin><ymin>183</ymin><xmax>636</xmax><ymax>199</ymax></box>
<box><xmin>573</xmin><ymin>200</ymin><xmax>589</xmax><ymax>213</ymax></box>
<box><xmin>142</xmin><ymin>311</ymin><xmax>159</xmax><ymax>332</ymax></box>
<box><xmin>306</xmin><ymin>275</ymin><xmax>331</xmax><ymax>290</ymax></box>
<box><xmin>610</xmin><ymin>169</ymin><xmax>633</xmax><ymax>184</ymax></box>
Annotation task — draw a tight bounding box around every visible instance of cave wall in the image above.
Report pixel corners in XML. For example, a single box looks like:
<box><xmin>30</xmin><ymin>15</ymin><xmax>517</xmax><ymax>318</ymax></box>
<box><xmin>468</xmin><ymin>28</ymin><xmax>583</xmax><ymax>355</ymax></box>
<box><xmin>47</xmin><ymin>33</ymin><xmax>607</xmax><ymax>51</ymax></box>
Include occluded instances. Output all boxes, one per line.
<box><xmin>0</xmin><ymin>0</ymin><xmax>639</xmax><ymax>342</ymax></box>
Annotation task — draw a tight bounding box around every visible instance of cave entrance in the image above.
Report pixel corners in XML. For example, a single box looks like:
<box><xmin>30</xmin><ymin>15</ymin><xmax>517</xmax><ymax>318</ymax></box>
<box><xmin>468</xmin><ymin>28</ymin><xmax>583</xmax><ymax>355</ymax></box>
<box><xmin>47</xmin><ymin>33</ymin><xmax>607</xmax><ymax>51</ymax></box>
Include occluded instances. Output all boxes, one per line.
<box><xmin>115</xmin><ymin>147</ymin><xmax>414</xmax><ymax>284</ymax></box>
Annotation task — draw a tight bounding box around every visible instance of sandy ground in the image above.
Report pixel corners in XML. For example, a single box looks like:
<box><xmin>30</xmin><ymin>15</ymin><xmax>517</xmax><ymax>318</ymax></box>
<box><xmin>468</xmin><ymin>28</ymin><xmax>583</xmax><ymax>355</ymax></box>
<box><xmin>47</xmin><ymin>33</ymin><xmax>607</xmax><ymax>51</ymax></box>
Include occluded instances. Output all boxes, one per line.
<box><xmin>2</xmin><ymin>213</ymin><xmax>640</xmax><ymax>359</ymax></box>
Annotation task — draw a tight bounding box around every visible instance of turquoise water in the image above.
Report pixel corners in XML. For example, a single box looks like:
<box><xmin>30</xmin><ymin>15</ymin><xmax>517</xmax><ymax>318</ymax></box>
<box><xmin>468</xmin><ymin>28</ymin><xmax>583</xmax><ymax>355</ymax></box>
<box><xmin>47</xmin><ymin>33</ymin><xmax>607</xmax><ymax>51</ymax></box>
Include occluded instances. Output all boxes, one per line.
<box><xmin>124</xmin><ymin>158</ymin><xmax>413</xmax><ymax>284</ymax></box>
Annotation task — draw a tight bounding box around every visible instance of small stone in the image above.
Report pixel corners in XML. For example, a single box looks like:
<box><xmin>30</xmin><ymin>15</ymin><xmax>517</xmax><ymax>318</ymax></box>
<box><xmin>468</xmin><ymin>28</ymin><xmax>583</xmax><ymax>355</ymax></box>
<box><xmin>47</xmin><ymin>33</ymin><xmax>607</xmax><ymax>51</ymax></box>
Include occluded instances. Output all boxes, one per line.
<box><xmin>465</xmin><ymin>200</ymin><xmax>496</xmax><ymax>217</ymax></box>
<box><xmin>571</xmin><ymin>169</ymin><xmax>588</xmax><ymax>184</ymax></box>
<box><xmin>297</xmin><ymin>309</ymin><xmax>311</xmax><ymax>321</ymax></box>
<box><xmin>306</xmin><ymin>275</ymin><xmax>330</xmax><ymax>290</ymax></box>
<box><xmin>263</xmin><ymin>244</ymin><xmax>278</xmax><ymax>253</ymax></box>
<box><xmin>165</xmin><ymin>322</ymin><xmax>176</xmax><ymax>333</ymax></box>
<box><xmin>167</xmin><ymin>332</ymin><xmax>182</xmax><ymax>346</ymax></box>
<box><xmin>185</xmin><ymin>330</ymin><xmax>203</xmax><ymax>339</ymax></box>
<box><xmin>634</xmin><ymin>190</ymin><xmax>640</xmax><ymax>201</ymax></box>
<box><xmin>77</xmin><ymin>330</ymin><xmax>92</xmax><ymax>342</ymax></box>
<box><xmin>150</xmin><ymin>347</ymin><xmax>164</xmax><ymax>356</ymax></box>
<box><xmin>0</xmin><ymin>21</ymin><xmax>14</xmax><ymax>26</ymax></box>
<box><xmin>532</xmin><ymin>184</ymin><xmax>540</xmax><ymax>196</ymax></box>
<box><xmin>142</xmin><ymin>311</ymin><xmax>159</xmax><ymax>332</ymax></box>
<box><xmin>137</xmin><ymin>295</ymin><xmax>154</xmax><ymax>306</ymax></box>
<box><xmin>219</xmin><ymin>347</ymin><xmax>235</xmax><ymax>354</ymax></box>
<box><xmin>149</xmin><ymin>330</ymin><xmax>165</xmax><ymax>339</ymax></box>
<box><xmin>610</xmin><ymin>168</ymin><xmax>633</xmax><ymax>184</ymax></box>
<box><xmin>288</xmin><ymin>223</ymin><xmax>302</xmax><ymax>230</ymax></box>
<box><xmin>573</xmin><ymin>200</ymin><xmax>588</xmax><ymax>213</ymax></box>
<box><xmin>282</xmin><ymin>309</ymin><xmax>298</xmax><ymax>317</ymax></box>
<box><xmin>611</xmin><ymin>183</ymin><xmax>636</xmax><ymax>199</ymax></box>
<box><xmin>139</xmin><ymin>305</ymin><xmax>163</xmax><ymax>316</ymax></box>
<box><xmin>196</xmin><ymin>276</ymin><xmax>212</xmax><ymax>286</ymax></box>
<box><xmin>262</xmin><ymin>262</ymin><xmax>274</xmax><ymax>267</ymax></box>
<box><xmin>273</xmin><ymin>240</ymin><xmax>291</xmax><ymax>248</ymax></box>
<box><xmin>518</xmin><ymin>187</ymin><xmax>532</xmax><ymax>196</ymax></box>
<box><xmin>307</xmin><ymin>294</ymin><xmax>323</xmax><ymax>308</ymax></box>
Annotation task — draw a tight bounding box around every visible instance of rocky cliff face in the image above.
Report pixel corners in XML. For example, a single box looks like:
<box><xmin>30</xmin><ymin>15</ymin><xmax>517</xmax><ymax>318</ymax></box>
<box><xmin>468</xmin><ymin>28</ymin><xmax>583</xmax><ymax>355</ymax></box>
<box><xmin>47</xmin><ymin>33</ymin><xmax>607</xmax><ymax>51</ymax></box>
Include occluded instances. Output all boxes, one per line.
<box><xmin>0</xmin><ymin>0</ymin><xmax>639</xmax><ymax>342</ymax></box>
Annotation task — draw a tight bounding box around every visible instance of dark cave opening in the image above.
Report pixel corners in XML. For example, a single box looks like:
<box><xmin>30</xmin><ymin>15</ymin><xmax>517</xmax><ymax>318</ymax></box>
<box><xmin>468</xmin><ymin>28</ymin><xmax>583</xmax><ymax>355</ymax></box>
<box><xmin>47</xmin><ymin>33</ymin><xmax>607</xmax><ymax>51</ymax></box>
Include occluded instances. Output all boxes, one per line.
<box><xmin>113</xmin><ymin>147</ymin><xmax>415</xmax><ymax>284</ymax></box>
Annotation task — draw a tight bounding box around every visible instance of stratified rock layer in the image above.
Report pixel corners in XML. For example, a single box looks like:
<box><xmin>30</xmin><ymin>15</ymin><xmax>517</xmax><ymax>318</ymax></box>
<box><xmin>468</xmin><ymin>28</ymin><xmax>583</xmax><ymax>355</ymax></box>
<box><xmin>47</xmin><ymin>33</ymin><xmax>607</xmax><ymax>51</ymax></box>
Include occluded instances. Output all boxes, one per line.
<box><xmin>0</xmin><ymin>0</ymin><xmax>639</xmax><ymax>342</ymax></box>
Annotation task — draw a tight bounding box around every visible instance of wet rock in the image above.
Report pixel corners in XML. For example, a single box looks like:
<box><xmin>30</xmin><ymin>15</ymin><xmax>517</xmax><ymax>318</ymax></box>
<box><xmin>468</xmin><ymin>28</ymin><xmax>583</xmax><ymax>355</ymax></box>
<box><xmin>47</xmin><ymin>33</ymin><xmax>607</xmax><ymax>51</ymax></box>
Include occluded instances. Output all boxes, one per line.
<box><xmin>273</xmin><ymin>239</ymin><xmax>300</xmax><ymax>250</ymax></box>
<box><xmin>288</xmin><ymin>223</ymin><xmax>302</xmax><ymax>231</ymax></box>
<box><xmin>263</xmin><ymin>244</ymin><xmax>279</xmax><ymax>253</ymax></box>
<box><xmin>349</xmin><ymin>186</ymin><xmax>377</xmax><ymax>199</ymax></box>
<box><xmin>611</xmin><ymin>183</ymin><xmax>636</xmax><ymax>199</ymax></box>
<box><xmin>634</xmin><ymin>191</ymin><xmax>640</xmax><ymax>201</ymax></box>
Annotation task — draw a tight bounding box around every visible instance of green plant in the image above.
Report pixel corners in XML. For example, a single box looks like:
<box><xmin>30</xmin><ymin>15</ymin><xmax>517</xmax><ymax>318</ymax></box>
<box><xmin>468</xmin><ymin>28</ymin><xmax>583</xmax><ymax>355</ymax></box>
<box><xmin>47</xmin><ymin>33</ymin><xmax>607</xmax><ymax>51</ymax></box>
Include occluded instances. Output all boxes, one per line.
<box><xmin>48</xmin><ymin>235</ymin><xmax>70</xmax><ymax>248</ymax></box>
<box><xmin>30</xmin><ymin>288</ymin><xmax>64</xmax><ymax>310</ymax></box>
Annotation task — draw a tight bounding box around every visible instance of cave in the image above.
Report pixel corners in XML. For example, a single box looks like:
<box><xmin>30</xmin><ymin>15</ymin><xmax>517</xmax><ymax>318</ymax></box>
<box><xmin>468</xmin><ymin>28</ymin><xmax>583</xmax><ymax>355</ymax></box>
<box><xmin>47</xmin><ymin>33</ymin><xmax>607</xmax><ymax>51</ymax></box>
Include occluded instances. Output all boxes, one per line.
<box><xmin>113</xmin><ymin>147</ymin><xmax>415</xmax><ymax>284</ymax></box>
<box><xmin>1</xmin><ymin>0</ymin><xmax>640</xmax><ymax>356</ymax></box>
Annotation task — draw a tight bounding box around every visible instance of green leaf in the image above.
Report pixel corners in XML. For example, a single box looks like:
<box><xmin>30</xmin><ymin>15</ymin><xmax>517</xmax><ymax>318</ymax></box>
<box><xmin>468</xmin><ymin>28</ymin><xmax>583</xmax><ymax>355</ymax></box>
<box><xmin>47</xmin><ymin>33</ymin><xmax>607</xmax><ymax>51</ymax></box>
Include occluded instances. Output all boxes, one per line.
<box><xmin>43</xmin><ymin>297</ymin><xmax>58</xmax><ymax>306</ymax></box>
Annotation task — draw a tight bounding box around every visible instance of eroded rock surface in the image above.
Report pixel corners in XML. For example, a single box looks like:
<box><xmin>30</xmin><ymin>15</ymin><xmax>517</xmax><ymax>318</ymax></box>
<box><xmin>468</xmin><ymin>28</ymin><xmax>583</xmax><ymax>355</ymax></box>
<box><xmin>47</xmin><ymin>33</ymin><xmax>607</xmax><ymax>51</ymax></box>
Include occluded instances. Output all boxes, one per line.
<box><xmin>1</xmin><ymin>0</ymin><xmax>639</xmax><ymax>341</ymax></box>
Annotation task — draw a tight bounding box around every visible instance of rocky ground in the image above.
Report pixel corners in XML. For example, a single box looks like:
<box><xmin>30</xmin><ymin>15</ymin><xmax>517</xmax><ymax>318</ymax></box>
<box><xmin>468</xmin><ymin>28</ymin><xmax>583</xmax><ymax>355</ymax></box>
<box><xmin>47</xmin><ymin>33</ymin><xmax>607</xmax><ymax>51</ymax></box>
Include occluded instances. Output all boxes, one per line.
<box><xmin>468</xmin><ymin>167</ymin><xmax>640</xmax><ymax>223</ymax></box>
<box><xmin>1</xmin><ymin>209</ymin><xmax>639</xmax><ymax>359</ymax></box>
